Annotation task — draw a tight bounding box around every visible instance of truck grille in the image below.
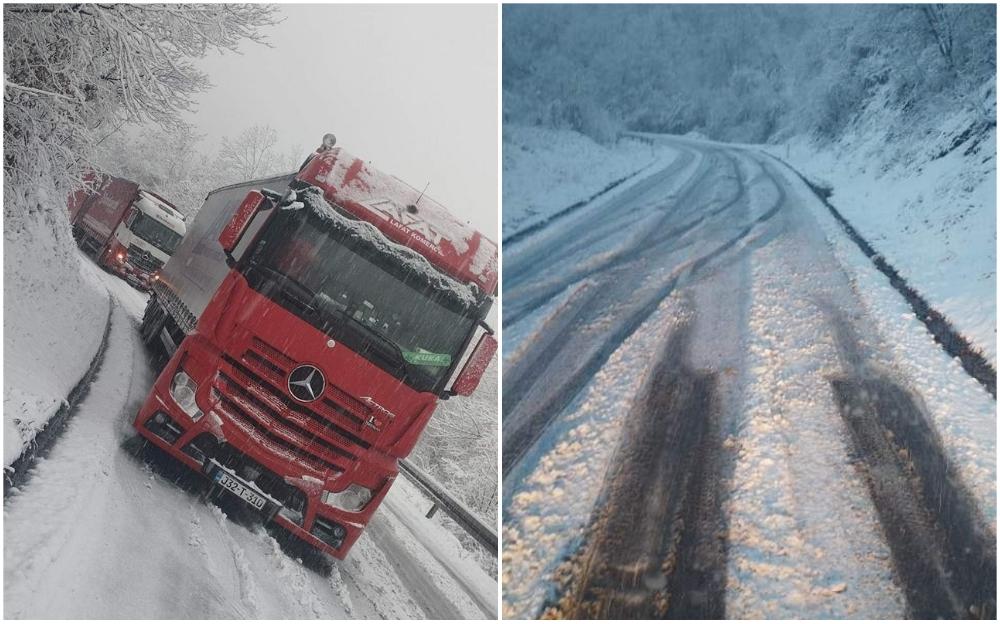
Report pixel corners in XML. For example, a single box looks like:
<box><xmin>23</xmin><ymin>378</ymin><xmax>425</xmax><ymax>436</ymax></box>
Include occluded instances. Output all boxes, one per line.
<box><xmin>128</xmin><ymin>244</ymin><xmax>163</xmax><ymax>273</ymax></box>
<box><xmin>212</xmin><ymin>338</ymin><xmax>374</xmax><ymax>476</ymax></box>
<box><xmin>199</xmin><ymin>437</ymin><xmax>306</xmax><ymax>515</ymax></box>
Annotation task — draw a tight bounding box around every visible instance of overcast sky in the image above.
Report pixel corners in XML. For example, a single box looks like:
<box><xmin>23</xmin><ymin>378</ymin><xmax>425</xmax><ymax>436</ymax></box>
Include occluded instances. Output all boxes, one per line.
<box><xmin>184</xmin><ymin>4</ymin><xmax>498</xmax><ymax>238</ymax></box>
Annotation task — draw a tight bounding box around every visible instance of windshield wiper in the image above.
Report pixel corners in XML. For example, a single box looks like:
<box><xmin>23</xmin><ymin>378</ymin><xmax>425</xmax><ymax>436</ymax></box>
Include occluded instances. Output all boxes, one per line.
<box><xmin>256</xmin><ymin>266</ymin><xmax>317</xmax><ymax>314</ymax></box>
<box><xmin>327</xmin><ymin>307</ymin><xmax>408</xmax><ymax>370</ymax></box>
<box><xmin>252</xmin><ymin>264</ymin><xmax>432</xmax><ymax>388</ymax></box>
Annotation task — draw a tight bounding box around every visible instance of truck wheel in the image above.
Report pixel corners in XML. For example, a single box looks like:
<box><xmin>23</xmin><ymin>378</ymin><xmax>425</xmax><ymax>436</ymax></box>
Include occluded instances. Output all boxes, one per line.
<box><xmin>139</xmin><ymin>297</ymin><xmax>167</xmax><ymax>350</ymax></box>
<box><xmin>121</xmin><ymin>433</ymin><xmax>149</xmax><ymax>459</ymax></box>
<box><xmin>139</xmin><ymin>304</ymin><xmax>156</xmax><ymax>345</ymax></box>
<box><xmin>268</xmin><ymin>524</ymin><xmax>335</xmax><ymax>576</ymax></box>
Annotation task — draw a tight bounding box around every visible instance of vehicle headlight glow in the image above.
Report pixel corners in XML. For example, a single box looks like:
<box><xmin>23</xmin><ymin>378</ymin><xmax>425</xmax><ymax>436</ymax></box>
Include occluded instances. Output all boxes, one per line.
<box><xmin>169</xmin><ymin>369</ymin><xmax>203</xmax><ymax>422</ymax></box>
<box><xmin>322</xmin><ymin>484</ymin><xmax>372</xmax><ymax>512</ymax></box>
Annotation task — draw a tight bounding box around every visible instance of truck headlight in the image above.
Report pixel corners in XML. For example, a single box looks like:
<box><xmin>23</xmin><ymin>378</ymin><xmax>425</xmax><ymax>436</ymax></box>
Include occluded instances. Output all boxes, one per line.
<box><xmin>322</xmin><ymin>484</ymin><xmax>372</xmax><ymax>512</ymax></box>
<box><xmin>170</xmin><ymin>369</ymin><xmax>203</xmax><ymax>422</ymax></box>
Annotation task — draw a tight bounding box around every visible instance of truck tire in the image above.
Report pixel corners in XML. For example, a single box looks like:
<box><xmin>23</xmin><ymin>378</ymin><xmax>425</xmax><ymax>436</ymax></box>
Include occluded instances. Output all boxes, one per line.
<box><xmin>269</xmin><ymin>524</ymin><xmax>335</xmax><ymax>576</ymax></box>
<box><xmin>139</xmin><ymin>296</ymin><xmax>167</xmax><ymax>351</ymax></box>
<box><xmin>121</xmin><ymin>433</ymin><xmax>149</xmax><ymax>459</ymax></box>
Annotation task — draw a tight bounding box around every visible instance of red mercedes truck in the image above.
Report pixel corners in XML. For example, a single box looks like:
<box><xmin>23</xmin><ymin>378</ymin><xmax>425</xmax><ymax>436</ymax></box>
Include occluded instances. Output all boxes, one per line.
<box><xmin>68</xmin><ymin>172</ymin><xmax>186</xmax><ymax>290</ymax></box>
<box><xmin>133</xmin><ymin>135</ymin><xmax>497</xmax><ymax>558</ymax></box>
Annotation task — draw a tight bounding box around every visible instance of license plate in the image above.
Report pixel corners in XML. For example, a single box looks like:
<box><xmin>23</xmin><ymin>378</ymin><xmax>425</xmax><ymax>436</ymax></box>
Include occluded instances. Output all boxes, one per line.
<box><xmin>214</xmin><ymin>471</ymin><xmax>267</xmax><ymax>510</ymax></box>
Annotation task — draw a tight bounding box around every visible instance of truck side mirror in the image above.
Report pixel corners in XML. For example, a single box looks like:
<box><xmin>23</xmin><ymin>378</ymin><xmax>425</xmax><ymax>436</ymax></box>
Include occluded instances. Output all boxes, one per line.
<box><xmin>451</xmin><ymin>333</ymin><xmax>497</xmax><ymax>397</ymax></box>
<box><xmin>219</xmin><ymin>191</ymin><xmax>267</xmax><ymax>256</ymax></box>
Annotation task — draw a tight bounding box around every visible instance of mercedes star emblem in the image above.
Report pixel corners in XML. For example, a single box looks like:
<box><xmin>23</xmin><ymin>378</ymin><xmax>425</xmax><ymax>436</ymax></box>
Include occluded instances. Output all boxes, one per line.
<box><xmin>288</xmin><ymin>364</ymin><xmax>325</xmax><ymax>402</ymax></box>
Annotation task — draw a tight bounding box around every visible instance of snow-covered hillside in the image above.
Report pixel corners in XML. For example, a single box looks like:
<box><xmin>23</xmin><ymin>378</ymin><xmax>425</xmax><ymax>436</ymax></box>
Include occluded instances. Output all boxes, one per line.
<box><xmin>501</xmin><ymin>124</ymin><xmax>664</xmax><ymax>240</ymax></box>
<box><xmin>766</xmin><ymin>92</ymin><xmax>996</xmax><ymax>362</ymax></box>
<box><xmin>3</xmin><ymin>212</ymin><xmax>110</xmax><ymax>467</ymax></box>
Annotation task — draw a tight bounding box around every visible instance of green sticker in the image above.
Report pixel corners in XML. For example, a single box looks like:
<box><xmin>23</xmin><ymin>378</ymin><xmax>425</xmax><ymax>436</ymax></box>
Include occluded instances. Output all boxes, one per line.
<box><xmin>402</xmin><ymin>350</ymin><xmax>452</xmax><ymax>367</ymax></box>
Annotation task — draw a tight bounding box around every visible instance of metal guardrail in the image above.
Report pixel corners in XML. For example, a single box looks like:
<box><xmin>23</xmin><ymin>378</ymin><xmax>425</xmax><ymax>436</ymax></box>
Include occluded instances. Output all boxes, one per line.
<box><xmin>619</xmin><ymin>130</ymin><xmax>657</xmax><ymax>146</ymax></box>
<box><xmin>398</xmin><ymin>459</ymin><xmax>497</xmax><ymax>556</ymax></box>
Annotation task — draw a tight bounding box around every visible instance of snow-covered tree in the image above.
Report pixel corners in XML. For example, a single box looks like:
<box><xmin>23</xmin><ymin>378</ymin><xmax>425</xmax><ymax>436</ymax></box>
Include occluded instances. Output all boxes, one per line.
<box><xmin>218</xmin><ymin>124</ymin><xmax>283</xmax><ymax>182</ymax></box>
<box><xmin>3</xmin><ymin>3</ymin><xmax>279</xmax><ymax>225</ymax></box>
<box><xmin>93</xmin><ymin>123</ymin><xmax>228</xmax><ymax>219</ymax></box>
<box><xmin>411</xmin><ymin>358</ymin><xmax>498</xmax><ymax>573</ymax></box>
<box><xmin>503</xmin><ymin>4</ymin><xmax>995</xmax><ymax>144</ymax></box>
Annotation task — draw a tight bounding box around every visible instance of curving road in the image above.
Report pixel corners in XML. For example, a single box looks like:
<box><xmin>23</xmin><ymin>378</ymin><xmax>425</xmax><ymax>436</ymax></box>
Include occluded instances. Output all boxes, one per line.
<box><xmin>4</xmin><ymin>264</ymin><xmax>496</xmax><ymax>620</ymax></box>
<box><xmin>501</xmin><ymin>135</ymin><xmax>996</xmax><ymax>619</ymax></box>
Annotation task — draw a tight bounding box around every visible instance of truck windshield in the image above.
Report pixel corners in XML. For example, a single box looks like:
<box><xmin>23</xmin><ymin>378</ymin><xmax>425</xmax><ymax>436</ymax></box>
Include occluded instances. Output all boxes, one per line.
<box><xmin>131</xmin><ymin>212</ymin><xmax>182</xmax><ymax>255</ymax></box>
<box><xmin>243</xmin><ymin>202</ymin><xmax>483</xmax><ymax>393</ymax></box>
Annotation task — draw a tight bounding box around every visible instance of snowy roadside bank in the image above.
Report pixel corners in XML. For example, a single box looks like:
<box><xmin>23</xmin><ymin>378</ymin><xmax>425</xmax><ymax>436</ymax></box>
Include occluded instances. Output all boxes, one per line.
<box><xmin>773</xmin><ymin>160</ymin><xmax>997</xmax><ymax>533</ymax></box>
<box><xmin>760</xmin><ymin>120</ymin><xmax>996</xmax><ymax>365</ymax></box>
<box><xmin>3</xmin><ymin>300</ymin><xmax>112</xmax><ymax>496</ymax></box>
<box><xmin>501</xmin><ymin>124</ymin><xmax>671</xmax><ymax>241</ymax></box>
<box><xmin>4</xmin><ymin>264</ymin><xmax>496</xmax><ymax>619</ymax></box>
<box><xmin>766</xmin><ymin>152</ymin><xmax>996</xmax><ymax>397</ymax></box>
<box><xmin>3</xmin><ymin>219</ymin><xmax>120</xmax><ymax>468</ymax></box>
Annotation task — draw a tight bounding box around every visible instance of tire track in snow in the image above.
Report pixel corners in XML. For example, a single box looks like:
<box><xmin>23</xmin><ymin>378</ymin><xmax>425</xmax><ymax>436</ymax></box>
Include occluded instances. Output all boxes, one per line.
<box><xmin>503</xmin><ymin>149</ymin><xmax>711</xmax><ymax>326</ymax></box>
<box><xmin>541</xmin><ymin>158</ymin><xmax>763</xmax><ymax>618</ymax></box>
<box><xmin>340</xmin><ymin>535</ymin><xmax>423</xmax><ymax>619</ymax></box>
<box><xmin>503</xmin><ymin>153</ymin><xmax>783</xmax><ymax>476</ymax></box>
<box><xmin>502</xmin><ymin>159</ymin><xmax>658</xmax><ymax>247</ymax></box>
<box><xmin>503</xmin><ymin>146</ymin><xmax>698</xmax><ymax>289</ymax></box>
<box><xmin>552</xmin><ymin>322</ymin><xmax>726</xmax><ymax>618</ymax></box>
<box><xmin>501</xmin><ymin>292</ymin><xmax>692</xmax><ymax>618</ymax></box>
<box><xmin>502</xmin><ymin>282</ymin><xmax>599</xmax><ymax>417</ymax></box>
<box><xmin>205</xmin><ymin>506</ymin><xmax>263</xmax><ymax>618</ymax></box>
<box><xmin>504</xmin><ymin>151</ymin><xmax>744</xmax><ymax>329</ymax></box>
<box><xmin>764</xmin><ymin>152</ymin><xmax>997</xmax><ymax>398</ymax></box>
<box><xmin>825</xmin><ymin>306</ymin><xmax>996</xmax><ymax>617</ymax></box>
<box><xmin>362</xmin><ymin>519</ymin><xmax>465</xmax><ymax>619</ymax></box>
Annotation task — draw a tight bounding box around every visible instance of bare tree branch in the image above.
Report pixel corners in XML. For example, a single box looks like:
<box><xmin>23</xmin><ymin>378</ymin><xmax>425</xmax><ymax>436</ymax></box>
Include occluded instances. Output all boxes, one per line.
<box><xmin>3</xmin><ymin>3</ymin><xmax>280</xmax><ymax>223</ymax></box>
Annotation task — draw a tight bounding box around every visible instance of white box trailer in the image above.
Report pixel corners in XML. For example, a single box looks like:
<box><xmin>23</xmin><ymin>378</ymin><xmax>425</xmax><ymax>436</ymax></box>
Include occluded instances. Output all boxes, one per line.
<box><xmin>146</xmin><ymin>172</ymin><xmax>297</xmax><ymax>349</ymax></box>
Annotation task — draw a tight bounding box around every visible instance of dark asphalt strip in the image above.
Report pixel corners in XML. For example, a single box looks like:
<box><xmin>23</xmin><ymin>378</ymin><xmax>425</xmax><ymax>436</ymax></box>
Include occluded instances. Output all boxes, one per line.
<box><xmin>503</xmin><ymin>164</ymin><xmax>784</xmax><ymax>476</ymax></box>
<box><xmin>504</xmin><ymin>152</ymin><xmax>742</xmax><ymax>329</ymax></box>
<box><xmin>503</xmin><ymin>149</ymin><xmax>699</xmax><ymax>296</ymax></box>
<box><xmin>831</xmin><ymin>377</ymin><xmax>996</xmax><ymax>618</ymax></box>
<box><xmin>547</xmin><ymin>324</ymin><xmax>726</xmax><ymax>619</ymax></box>
<box><xmin>763</xmin><ymin>152</ymin><xmax>997</xmax><ymax>399</ymax></box>
<box><xmin>823</xmin><ymin>303</ymin><xmax>996</xmax><ymax>618</ymax></box>
<box><xmin>501</xmin><ymin>283</ymin><xmax>598</xmax><ymax>417</ymax></box>
<box><xmin>4</xmin><ymin>297</ymin><xmax>115</xmax><ymax>498</ymax></box>
<box><xmin>501</xmin><ymin>270</ymin><xmax>678</xmax><ymax>477</ymax></box>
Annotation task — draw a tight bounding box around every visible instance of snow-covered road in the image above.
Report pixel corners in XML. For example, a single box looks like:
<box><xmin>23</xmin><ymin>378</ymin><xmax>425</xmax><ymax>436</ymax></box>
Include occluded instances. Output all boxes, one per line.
<box><xmin>4</xmin><ymin>263</ymin><xmax>496</xmax><ymax>619</ymax></box>
<box><xmin>501</xmin><ymin>135</ymin><xmax>996</xmax><ymax>619</ymax></box>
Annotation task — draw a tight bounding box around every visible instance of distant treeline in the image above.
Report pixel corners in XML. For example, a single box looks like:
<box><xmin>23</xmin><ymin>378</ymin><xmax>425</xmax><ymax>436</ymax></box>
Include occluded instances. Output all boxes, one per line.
<box><xmin>503</xmin><ymin>4</ymin><xmax>996</xmax><ymax>144</ymax></box>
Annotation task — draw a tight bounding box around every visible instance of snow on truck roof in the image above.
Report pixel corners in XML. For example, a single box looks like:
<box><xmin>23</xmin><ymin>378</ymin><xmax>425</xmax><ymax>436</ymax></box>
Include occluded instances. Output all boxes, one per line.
<box><xmin>139</xmin><ymin>189</ymin><xmax>184</xmax><ymax>218</ymax></box>
<box><xmin>135</xmin><ymin>191</ymin><xmax>186</xmax><ymax>234</ymax></box>
<box><xmin>291</xmin><ymin>188</ymin><xmax>480</xmax><ymax>309</ymax></box>
<box><xmin>296</xmin><ymin>147</ymin><xmax>498</xmax><ymax>295</ymax></box>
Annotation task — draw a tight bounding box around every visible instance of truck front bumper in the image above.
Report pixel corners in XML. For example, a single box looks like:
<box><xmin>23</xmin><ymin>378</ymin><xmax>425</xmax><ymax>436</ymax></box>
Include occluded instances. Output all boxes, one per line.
<box><xmin>133</xmin><ymin>355</ymin><xmax>380</xmax><ymax>559</ymax></box>
<box><xmin>115</xmin><ymin>263</ymin><xmax>155</xmax><ymax>291</ymax></box>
